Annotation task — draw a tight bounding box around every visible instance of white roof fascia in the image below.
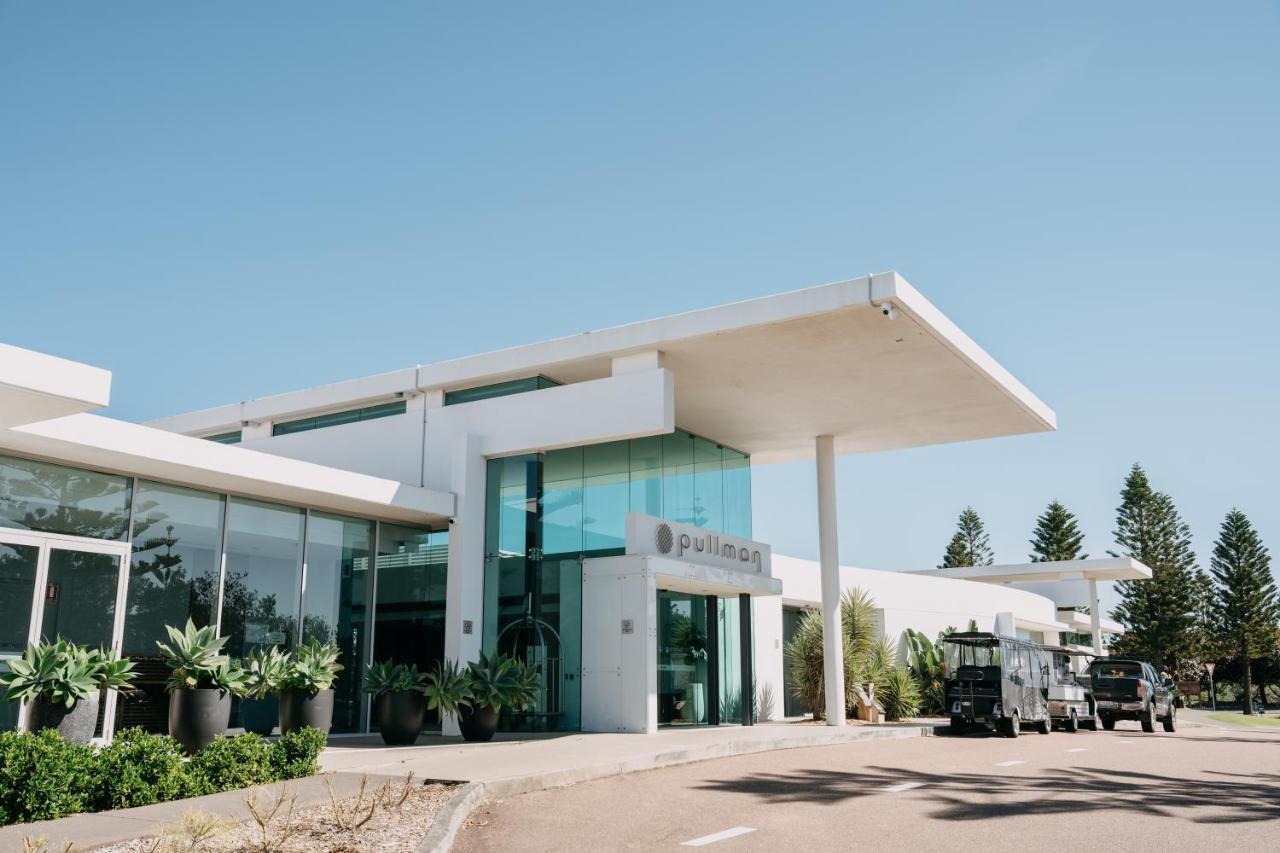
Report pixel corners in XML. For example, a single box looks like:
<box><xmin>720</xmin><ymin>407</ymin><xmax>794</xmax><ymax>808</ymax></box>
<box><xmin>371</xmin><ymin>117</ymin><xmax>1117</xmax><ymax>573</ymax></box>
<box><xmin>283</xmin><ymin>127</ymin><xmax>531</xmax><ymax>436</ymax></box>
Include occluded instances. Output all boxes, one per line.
<box><xmin>3</xmin><ymin>414</ymin><xmax>454</xmax><ymax>524</ymax></box>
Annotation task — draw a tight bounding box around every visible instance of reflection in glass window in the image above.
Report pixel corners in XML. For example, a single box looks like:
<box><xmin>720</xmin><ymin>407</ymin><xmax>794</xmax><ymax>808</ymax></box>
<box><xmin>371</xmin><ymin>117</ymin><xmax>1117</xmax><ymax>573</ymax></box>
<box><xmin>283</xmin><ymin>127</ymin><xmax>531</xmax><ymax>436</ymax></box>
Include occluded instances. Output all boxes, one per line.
<box><xmin>0</xmin><ymin>454</ymin><xmax>131</xmax><ymax>540</ymax></box>
<box><xmin>582</xmin><ymin>442</ymin><xmax>628</xmax><ymax>552</ymax></box>
<box><xmin>126</xmin><ymin>482</ymin><xmax>224</xmax><ymax>649</ymax></box>
<box><xmin>374</xmin><ymin>525</ymin><xmax>448</xmax><ymax>729</ymax></box>
<box><xmin>303</xmin><ymin>513</ymin><xmax>374</xmax><ymax>733</ymax></box>
<box><xmin>221</xmin><ymin>498</ymin><xmax>305</xmax><ymax>659</ymax></box>
<box><xmin>120</xmin><ymin>481</ymin><xmax>225</xmax><ymax>734</ymax></box>
<box><xmin>693</xmin><ymin>437</ymin><xmax>724</xmax><ymax>534</ymax></box>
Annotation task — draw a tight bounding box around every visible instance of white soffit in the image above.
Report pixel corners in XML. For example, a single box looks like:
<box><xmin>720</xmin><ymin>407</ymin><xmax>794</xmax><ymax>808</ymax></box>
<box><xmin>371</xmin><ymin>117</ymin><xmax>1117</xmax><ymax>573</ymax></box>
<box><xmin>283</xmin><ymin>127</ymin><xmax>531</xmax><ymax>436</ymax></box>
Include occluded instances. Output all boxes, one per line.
<box><xmin>2</xmin><ymin>414</ymin><xmax>454</xmax><ymax>524</ymax></box>
<box><xmin>0</xmin><ymin>344</ymin><xmax>112</xmax><ymax>428</ymax></box>
<box><xmin>913</xmin><ymin>557</ymin><xmax>1154</xmax><ymax>584</ymax></box>
<box><xmin>148</xmin><ymin>272</ymin><xmax>1056</xmax><ymax>462</ymax></box>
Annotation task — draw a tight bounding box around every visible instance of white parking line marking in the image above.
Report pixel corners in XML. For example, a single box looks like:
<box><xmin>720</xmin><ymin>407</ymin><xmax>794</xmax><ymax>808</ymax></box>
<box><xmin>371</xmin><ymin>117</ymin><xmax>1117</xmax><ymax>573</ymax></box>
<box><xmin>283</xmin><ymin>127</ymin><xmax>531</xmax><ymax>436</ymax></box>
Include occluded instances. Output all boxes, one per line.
<box><xmin>881</xmin><ymin>782</ymin><xmax>926</xmax><ymax>793</ymax></box>
<box><xmin>1116</xmin><ymin>740</ymin><xmax>1133</xmax><ymax>744</ymax></box>
<box><xmin>994</xmin><ymin>760</ymin><xmax>1026</xmax><ymax>767</ymax></box>
<box><xmin>1065</xmin><ymin>748</ymin><xmax>1088</xmax><ymax>753</ymax></box>
<box><xmin>682</xmin><ymin>827</ymin><xmax>757</xmax><ymax>847</ymax></box>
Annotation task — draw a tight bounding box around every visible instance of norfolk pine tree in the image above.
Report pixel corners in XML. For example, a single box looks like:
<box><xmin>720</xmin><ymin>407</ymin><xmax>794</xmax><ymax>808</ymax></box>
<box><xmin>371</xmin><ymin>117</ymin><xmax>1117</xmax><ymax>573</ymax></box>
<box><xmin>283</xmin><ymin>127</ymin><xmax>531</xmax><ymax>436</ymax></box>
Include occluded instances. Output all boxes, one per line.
<box><xmin>940</xmin><ymin>507</ymin><xmax>994</xmax><ymax>568</ymax></box>
<box><xmin>1030</xmin><ymin>500</ymin><xmax>1087</xmax><ymax>562</ymax></box>
<box><xmin>1108</xmin><ymin>465</ymin><xmax>1200</xmax><ymax>672</ymax></box>
<box><xmin>1209</xmin><ymin>509</ymin><xmax>1280</xmax><ymax>715</ymax></box>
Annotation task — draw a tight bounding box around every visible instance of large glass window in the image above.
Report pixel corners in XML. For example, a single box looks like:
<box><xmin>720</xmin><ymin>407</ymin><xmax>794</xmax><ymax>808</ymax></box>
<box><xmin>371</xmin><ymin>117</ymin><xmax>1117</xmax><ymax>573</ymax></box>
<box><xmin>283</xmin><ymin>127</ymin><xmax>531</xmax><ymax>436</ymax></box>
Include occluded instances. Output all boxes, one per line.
<box><xmin>373</xmin><ymin>524</ymin><xmax>448</xmax><ymax>729</ymax></box>
<box><xmin>220</xmin><ymin>498</ymin><xmax>305</xmax><ymax>658</ymax></box>
<box><xmin>304</xmin><ymin>513</ymin><xmax>374</xmax><ymax>733</ymax></box>
<box><xmin>582</xmin><ymin>442</ymin><xmax>628</xmax><ymax>553</ymax></box>
<box><xmin>119</xmin><ymin>481</ymin><xmax>226</xmax><ymax>733</ymax></box>
<box><xmin>0</xmin><ymin>455</ymin><xmax>131</xmax><ymax>540</ymax></box>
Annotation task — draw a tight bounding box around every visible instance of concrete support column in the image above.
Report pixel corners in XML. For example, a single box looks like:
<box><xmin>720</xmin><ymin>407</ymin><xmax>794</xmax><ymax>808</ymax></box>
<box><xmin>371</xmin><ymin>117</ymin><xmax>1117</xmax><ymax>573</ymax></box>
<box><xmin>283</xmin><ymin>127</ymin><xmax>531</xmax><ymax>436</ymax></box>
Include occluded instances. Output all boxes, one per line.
<box><xmin>1088</xmin><ymin>578</ymin><xmax>1103</xmax><ymax>655</ymax></box>
<box><xmin>815</xmin><ymin>434</ymin><xmax>845</xmax><ymax>727</ymax></box>
<box><xmin>441</xmin><ymin>433</ymin><xmax>487</xmax><ymax>736</ymax></box>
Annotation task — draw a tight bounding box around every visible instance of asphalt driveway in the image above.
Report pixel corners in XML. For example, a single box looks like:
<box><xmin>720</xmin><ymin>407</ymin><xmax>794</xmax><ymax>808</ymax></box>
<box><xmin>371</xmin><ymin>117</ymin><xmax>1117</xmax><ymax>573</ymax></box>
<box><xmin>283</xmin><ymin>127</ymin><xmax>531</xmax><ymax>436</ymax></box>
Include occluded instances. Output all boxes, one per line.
<box><xmin>456</xmin><ymin>712</ymin><xmax>1280</xmax><ymax>852</ymax></box>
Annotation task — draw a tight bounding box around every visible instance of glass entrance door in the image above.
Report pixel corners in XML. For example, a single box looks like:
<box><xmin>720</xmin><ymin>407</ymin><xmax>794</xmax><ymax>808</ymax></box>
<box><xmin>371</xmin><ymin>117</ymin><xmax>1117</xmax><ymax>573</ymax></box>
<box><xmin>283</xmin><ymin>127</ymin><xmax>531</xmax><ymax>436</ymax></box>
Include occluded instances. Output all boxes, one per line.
<box><xmin>657</xmin><ymin>590</ymin><xmax>711</xmax><ymax>726</ymax></box>
<box><xmin>0</xmin><ymin>530</ymin><xmax>129</xmax><ymax>739</ymax></box>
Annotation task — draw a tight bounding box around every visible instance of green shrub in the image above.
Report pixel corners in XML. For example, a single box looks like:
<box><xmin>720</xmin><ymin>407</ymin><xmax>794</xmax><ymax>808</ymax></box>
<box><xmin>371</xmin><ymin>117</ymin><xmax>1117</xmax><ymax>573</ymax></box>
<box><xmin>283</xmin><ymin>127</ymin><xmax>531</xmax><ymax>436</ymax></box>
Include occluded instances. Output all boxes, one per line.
<box><xmin>91</xmin><ymin>727</ymin><xmax>187</xmax><ymax>810</ymax></box>
<box><xmin>0</xmin><ymin>729</ymin><xmax>95</xmax><ymax>824</ymax></box>
<box><xmin>881</xmin><ymin>666</ymin><xmax>923</xmax><ymax>721</ymax></box>
<box><xmin>187</xmin><ymin>733</ymin><xmax>275</xmax><ymax>795</ymax></box>
<box><xmin>269</xmin><ymin>727</ymin><xmax>327</xmax><ymax>780</ymax></box>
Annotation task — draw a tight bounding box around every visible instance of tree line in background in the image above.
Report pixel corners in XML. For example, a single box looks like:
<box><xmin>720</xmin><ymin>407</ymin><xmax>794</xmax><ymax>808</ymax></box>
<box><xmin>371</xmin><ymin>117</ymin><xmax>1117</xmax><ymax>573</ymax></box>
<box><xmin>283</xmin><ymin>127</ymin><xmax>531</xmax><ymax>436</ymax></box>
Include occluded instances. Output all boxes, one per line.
<box><xmin>939</xmin><ymin>463</ymin><xmax>1280</xmax><ymax>715</ymax></box>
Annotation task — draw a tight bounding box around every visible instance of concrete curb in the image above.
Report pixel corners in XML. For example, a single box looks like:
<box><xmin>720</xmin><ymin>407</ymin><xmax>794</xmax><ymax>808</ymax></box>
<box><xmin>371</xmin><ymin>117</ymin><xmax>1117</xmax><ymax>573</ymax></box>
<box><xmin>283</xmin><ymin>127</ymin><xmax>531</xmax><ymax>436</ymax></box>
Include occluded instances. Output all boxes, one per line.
<box><xmin>416</xmin><ymin>724</ymin><xmax>936</xmax><ymax>852</ymax></box>
<box><xmin>416</xmin><ymin>781</ymin><xmax>487</xmax><ymax>853</ymax></box>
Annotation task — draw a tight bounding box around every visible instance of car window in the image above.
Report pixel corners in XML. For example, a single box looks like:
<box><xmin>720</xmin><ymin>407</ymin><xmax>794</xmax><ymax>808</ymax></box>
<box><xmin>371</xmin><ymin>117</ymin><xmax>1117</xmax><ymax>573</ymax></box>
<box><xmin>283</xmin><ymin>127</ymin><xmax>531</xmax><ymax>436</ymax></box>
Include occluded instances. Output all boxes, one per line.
<box><xmin>1091</xmin><ymin>661</ymin><xmax>1143</xmax><ymax>678</ymax></box>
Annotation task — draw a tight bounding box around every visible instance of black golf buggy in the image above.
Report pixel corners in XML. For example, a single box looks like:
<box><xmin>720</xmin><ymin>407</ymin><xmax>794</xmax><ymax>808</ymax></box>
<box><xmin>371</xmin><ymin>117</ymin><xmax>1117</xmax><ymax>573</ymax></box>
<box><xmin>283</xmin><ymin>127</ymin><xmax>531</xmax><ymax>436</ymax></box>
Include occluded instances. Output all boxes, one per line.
<box><xmin>943</xmin><ymin>632</ymin><xmax>1053</xmax><ymax>737</ymax></box>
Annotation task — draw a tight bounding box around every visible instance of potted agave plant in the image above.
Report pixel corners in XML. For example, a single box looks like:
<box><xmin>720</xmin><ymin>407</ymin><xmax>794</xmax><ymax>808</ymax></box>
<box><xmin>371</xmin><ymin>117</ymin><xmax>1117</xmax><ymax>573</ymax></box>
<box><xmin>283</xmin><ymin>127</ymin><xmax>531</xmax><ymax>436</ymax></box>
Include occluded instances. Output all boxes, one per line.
<box><xmin>423</xmin><ymin>658</ymin><xmax>471</xmax><ymax>736</ymax></box>
<box><xmin>157</xmin><ymin>619</ymin><xmax>247</xmax><ymax>754</ymax></box>
<box><xmin>0</xmin><ymin>639</ymin><xmax>135</xmax><ymax>744</ymax></box>
<box><xmin>277</xmin><ymin>639</ymin><xmax>342</xmax><ymax>735</ymax></box>
<box><xmin>240</xmin><ymin>646</ymin><xmax>289</xmax><ymax>736</ymax></box>
<box><xmin>455</xmin><ymin>651</ymin><xmax>541</xmax><ymax>743</ymax></box>
<box><xmin>364</xmin><ymin>661</ymin><xmax>426</xmax><ymax>745</ymax></box>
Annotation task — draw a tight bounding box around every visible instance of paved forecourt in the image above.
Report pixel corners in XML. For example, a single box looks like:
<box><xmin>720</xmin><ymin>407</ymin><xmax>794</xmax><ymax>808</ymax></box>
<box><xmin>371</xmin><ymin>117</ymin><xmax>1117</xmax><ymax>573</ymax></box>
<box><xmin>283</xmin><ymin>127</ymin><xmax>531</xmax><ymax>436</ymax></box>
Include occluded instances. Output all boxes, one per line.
<box><xmin>455</xmin><ymin>712</ymin><xmax>1280</xmax><ymax>852</ymax></box>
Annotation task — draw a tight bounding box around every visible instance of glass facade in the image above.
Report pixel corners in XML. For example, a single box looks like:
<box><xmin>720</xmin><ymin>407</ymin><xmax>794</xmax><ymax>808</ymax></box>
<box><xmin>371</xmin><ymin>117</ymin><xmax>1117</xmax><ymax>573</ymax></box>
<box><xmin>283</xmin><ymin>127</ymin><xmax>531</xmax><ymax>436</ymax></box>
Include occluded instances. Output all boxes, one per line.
<box><xmin>0</xmin><ymin>452</ymin><xmax>444</xmax><ymax>737</ymax></box>
<box><xmin>483</xmin><ymin>430</ymin><xmax>753</xmax><ymax>732</ymax></box>
<box><xmin>657</xmin><ymin>591</ymin><xmax>710</xmax><ymax>726</ymax></box>
<box><xmin>205</xmin><ymin>431</ymin><xmax>242</xmax><ymax>445</ymax></box>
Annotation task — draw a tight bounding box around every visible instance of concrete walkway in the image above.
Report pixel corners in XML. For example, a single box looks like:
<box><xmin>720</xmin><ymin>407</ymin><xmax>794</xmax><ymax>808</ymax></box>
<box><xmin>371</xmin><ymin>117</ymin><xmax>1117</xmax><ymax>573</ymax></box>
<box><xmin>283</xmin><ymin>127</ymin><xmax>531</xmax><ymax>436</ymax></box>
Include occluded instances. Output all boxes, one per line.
<box><xmin>320</xmin><ymin>721</ymin><xmax>938</xmax><ymax>798</ymax></box>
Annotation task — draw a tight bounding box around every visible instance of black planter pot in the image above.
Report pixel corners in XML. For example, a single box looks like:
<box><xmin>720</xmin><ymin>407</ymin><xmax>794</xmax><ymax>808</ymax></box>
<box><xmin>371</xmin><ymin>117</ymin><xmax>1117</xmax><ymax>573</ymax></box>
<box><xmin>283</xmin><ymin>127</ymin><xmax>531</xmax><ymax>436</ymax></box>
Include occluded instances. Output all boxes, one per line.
<box><xmin>30</xmin><ymin>691</ymin><xmax>100</xmax><ymax>744</ymax></box>
<box><xmin>169</xmin><ymin>688</ymin><xmax>231</xmax><ymax>755</ymax></box>
<box><xmin>458</xmin><ymin>704</ymin><xmax>500</xmax><ymax>742</ymax></box>
<box><xmin>373</xmin><ymin>690</ymin><xmax>426</xmax><ymax>746</ymax></box>
<box><xmin>239</xmin><ymin>696</ymin><xmax>278</xmax><ymax>735</ymax></box>
<box><xmin>278</xmin><ymin>688</ymin><xmax>334</xmax><ymax>735</ymax></box>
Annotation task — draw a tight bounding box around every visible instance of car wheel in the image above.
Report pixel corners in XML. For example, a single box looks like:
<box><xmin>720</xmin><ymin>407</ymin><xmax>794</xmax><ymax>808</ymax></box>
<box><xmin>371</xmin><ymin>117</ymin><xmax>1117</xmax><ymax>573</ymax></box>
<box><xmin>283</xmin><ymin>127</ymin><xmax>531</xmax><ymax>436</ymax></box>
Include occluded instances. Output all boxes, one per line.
<box><xmin>1101</xmin><ymin>715</ymin><xmax>1115</xmax><ymax>731</ymax></box>
<box><xmin>1141</xmin><ymin>703</ymin><xmax>1156</xmax><ymax>733</ymax></box>
<box><xmin>1163</xmin><ymin>704</ymin><xmax>1177</xmax><ymax>732</ymax></box>
<box><xmin>1005</xmin><ymin>711</ymin><xmax>1020</xmax><ymax>738</ymax></box>
<box><xmin>1036</xmin><ymin>716</ymin><xmax>1051</xmax><ymax>735</ymax></box>
<box><xmin>1064</xmin><ymin>708</ymin><xmax>1079</xmax><ymax>733</ymax></box>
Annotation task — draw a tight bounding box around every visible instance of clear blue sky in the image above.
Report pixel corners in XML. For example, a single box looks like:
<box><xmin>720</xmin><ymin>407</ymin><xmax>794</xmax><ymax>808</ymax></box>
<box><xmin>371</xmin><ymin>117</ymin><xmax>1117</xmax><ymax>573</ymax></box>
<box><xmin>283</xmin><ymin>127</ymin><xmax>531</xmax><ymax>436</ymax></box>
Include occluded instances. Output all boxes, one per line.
<box><xmin>3</xmin><ymin>3</ymin><xmax>1277</xmax><ymax>609</ymax></box>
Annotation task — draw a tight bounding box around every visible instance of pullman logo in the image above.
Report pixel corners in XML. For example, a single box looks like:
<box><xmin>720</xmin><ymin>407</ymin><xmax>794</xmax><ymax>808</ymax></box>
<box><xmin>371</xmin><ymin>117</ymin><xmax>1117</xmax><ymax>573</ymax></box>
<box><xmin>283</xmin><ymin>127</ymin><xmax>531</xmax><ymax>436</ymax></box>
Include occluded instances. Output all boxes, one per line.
<box><xmin>654</xmin><ymin>522</ymin><xmax>675</xmax><ymax>555</ymax></box>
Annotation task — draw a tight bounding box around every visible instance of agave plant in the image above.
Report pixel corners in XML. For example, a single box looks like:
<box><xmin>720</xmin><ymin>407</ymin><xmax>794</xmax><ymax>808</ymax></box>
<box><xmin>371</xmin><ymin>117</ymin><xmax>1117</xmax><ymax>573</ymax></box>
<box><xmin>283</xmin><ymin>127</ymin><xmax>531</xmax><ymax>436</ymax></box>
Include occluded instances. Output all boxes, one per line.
<box><xmin>880</xmin><ymin>665</ymin><xmax>922</xmax><ymax>721</ymax></box>
<box><xmin>466</xmin><ymin>651</ymin><xmax>541</xmax><ymax>713</ymax></box>
<box><xmin>363</xmin><ymin>660</ymin><xmax>425</xmax><ymax>696</ymax></box>
<box><xmin>0</xmin><ymin>639</ymin><xmax>137</xmax><ymax>708</ymax></box>
<box><xmin>279</xmin><ymin>639</ymin><xmax>343</xmax><ymax>694</ymax></box>
<box><xmin>156</xmin><ymin>619</ymin><xmax>243</xmax><ymax>693</ymax></box>
<box><xmin>242</xmin><ymin>645</ymin><xmax>290</xmax><ymax>700</ymax></box>
<box><xmin>423</xmin><ymin>658</ymin><xmax>472</xmax><ymax>721</ymax></box>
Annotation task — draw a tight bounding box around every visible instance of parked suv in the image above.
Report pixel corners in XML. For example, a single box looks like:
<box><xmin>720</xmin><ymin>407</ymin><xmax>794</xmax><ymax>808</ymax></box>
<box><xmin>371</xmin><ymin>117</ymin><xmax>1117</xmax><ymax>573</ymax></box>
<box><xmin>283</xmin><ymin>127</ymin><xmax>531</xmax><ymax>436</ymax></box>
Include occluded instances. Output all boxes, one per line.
<box><xmin>1087</xmin><ymin>659</ymin><xmax>1176</xmax><ymax>733</ymax></box>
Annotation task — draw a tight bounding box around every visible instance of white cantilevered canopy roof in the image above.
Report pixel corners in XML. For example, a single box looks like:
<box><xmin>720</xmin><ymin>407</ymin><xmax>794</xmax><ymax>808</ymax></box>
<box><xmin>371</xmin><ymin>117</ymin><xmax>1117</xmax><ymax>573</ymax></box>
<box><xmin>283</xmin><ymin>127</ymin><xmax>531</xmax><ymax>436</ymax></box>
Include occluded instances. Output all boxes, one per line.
<box><xmin>148</xmin><ymin>272</ymin><xmax>1056</xmax><ymax>464</ymax></box>
<box><xmin>1</xmin><ymin>343</ymin><xmax>112</xmax><ymax>429</ymax></box>
<box><xmin>912</xmin><ymin>557</ymin><xmax>1153</xmax><ymax>585</ymax></box>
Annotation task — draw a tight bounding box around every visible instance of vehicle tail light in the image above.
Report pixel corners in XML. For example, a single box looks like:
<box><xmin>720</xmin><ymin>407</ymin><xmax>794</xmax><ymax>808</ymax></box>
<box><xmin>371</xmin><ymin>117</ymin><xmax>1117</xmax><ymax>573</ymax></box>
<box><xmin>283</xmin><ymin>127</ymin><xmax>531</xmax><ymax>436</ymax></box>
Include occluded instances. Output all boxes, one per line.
<box><xmin>1137</xmin><ymin>680</ymin><xmax>1147</xmax><ymax>699</ymax></box>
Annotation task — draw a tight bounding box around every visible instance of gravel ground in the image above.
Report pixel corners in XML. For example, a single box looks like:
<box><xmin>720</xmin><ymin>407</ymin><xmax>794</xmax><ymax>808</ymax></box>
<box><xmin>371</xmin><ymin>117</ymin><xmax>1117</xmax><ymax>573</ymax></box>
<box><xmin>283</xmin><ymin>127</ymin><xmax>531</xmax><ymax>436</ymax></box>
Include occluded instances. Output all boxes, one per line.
<box><xmin>98</xmin><ymin>777</ymin><xmax>456</xmax><ymax>853</ymax></box>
